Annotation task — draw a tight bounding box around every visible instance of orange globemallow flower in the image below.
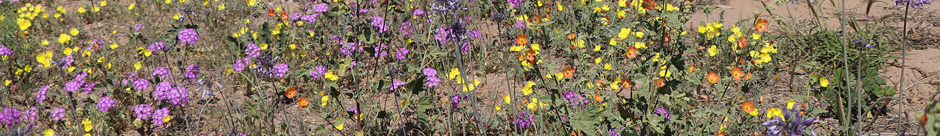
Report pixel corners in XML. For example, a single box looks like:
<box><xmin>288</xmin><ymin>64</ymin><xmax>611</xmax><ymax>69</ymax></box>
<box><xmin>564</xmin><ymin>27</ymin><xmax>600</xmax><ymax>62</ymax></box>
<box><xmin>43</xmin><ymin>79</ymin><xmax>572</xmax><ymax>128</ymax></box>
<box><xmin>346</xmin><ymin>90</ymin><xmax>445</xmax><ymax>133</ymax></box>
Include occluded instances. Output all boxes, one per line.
<box><xmin>731</xmin><ymin>67</ymin><xmax>744</xmax><ymax>80</ymax></box>
<box><xmin>737</xmin><ymin>37</ymin><xmax>747</xmax><ymax>49</ymax></box>
<box><xmin>755</xmin><ymin>18</ymin><xmax>769</xmax><ymax>33</ymax></box>
<box><xmin>742</xmin><ymin>101</ymin><xmax>756</xmax><ymax>114</ymax></box>
<box><xmin>516</xmin><ymin>34</ymin><xmax>528</xmax><ymax>45</ymax></box>
<box><xmin>643</xmin><ymin>0</ymin><xmax>657</xmax><ymax>10</ymax></box>
<box><xmin>567</xmin><ymin>32</ymin><xmax>577</xmax><ymax>40</ymax></box>
<box><xmin>663</xmin><ymin>33</ymin><xmax>671</xmax><ymax>44</ymax></box>
<box><xmin>655</xmin><ymin>78</ymin><xmax>666</xmax><ymax>87</ymax></box>
<box><xmin>268</xmin><ymin>9</ymin><xmax>276</xmax><ymax>16</ymax></box>
<box><xmin>594</xmin><ymin>94</ymin><xmax>602</xmax><ymax>102</ymax></box>
<box><xmin>625</xmin><ymin>46</ymin><xmax>639</xmax><ymax>59</ymax></box>
<box><xmin>524</xmin><ymin>49</ymin><xmax>537</xmax><ymax>63</ymax></box>
<box><xmin>745</xmin><ymin>72</ymin><xmax>753</xmax><ymax>80</ymax></box>
<box><xmin>622</xmin><ymin>79</ymin><xmax>632</xmax><ymax>88</ymax></box>
<box><xmin>706</xmin><ymin>72</ymin><xmax>720</xmax><ymax>84</ymax></box>
<box><xmin>688</xmin><ymin>65</ymin><xmax>696</xmax><ymax>73</ymax></box>
<box><xmin>563</xmin><ymin>66</ymin><xmax>576</xmax><ymax>78</ymax></box>
<box><xmin>286</xmin><ymin>87</ymin><xmax>297</xmax><ymax>98</ymax></box>
<box><xmin>298</xmin><ymin>97</ymin><xmax>309</xmax><ymax>107</ymax></box>
<box><xmin>279</xmin><ymin>12</ymin><xmax>289</xmax><ymax>20</ymax></box>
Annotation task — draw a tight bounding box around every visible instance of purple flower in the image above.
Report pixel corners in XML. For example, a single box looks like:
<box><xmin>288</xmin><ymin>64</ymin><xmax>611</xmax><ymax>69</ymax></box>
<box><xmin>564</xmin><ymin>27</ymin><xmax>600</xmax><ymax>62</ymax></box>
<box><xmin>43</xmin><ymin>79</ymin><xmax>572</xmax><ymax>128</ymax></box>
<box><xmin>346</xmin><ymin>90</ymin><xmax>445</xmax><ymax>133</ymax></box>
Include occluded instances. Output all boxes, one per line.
<box><xmin>655</xmin><ymin>108</ymin><xmax>671</xmax><ymax>120</ymax></box>
<box><xmin>152</xmin><ymin>67</ymin><xmax>169</xmax><ymax>79</ymax></box>
<box><xmin>245</xmin><ymin>43</ymin><xmax>260</xmax><ymax>58</ymax></box>
<box><xmin>413</xmin><ymin>8</ymin><xmax>425</xmax><ymax>16</ymax></box>
<box><xmin>1</xmin><ymin>108</ymin><xmax>21</xmax><ymax>127</ymax></box>
<box><xmin>60</xmin><ymin>55</ymin><xmax>74</xmax><ymax>69</ymax></box>
<box><xmin>184</xmin><ymin>64</ymin><xmax>199</xmax><ymax>81</ymax></box>
<box><xmin>450</xmin><ymin>94</ymin><xmax>466</xmax><ymax>109</ymax></box>
<box><xmin>562</xmin><ymin>92</ymin><xmax>589</xmax><ymax>109</ymax></box>
<box><xmin>425</xmin><ymin>76</ymin><xmax>440</xmax><ymax>87</ymax></box>
<box><xmin>84</xmin><ymin>82</ymin><xmax>95</xmax><ymax>94</ymax></box>
<box><xmin>149</xmin><ymin>42</ymin><xmax>166</xmax><ymax>52</ymax></box>
<box><xmin>64</xmin><ymin>80</ymin><xmax>83</xmax><ymax>93</ymax></box>
<box><xmin>895</xmin><ymin>0</ymin><xmax>932</xmax><ymax>8</ymax></box>
<box><xmin>347</xmin><ymin>108</ymin><xmax>359</xmax><ymax>114</ymax></box>
<box><xmin>22</xmin><ymin>107</ymin><xmax>37</xmax><ymax>121</ymax></box>
<box><xmin>272</xmin><ymin>63</ymin><xmax>289</xmax><ymax>77</ymax></box>
<box><xmin>152</xmin><ymin>107</ymin><xmax>169</xmax><ymax>126</ymax></box>
<box><xmin>178</xmin><ymin>28</ymin><xmax>199</xmax><ymax>45</ymax></box>
<box><xmin>154</xmin><ymin>82</ymin><xmax>172</xmax><ymax>100</ymax></box>
<box><xmin>290</xmin><ymin>12</ymin><xmax>303</xmax><ymax>20</ymax></box>
<box><xmin>373</xmin><ymin>44</ymin><xmax>388</xmax><ymax>58</ymax></box>
<box><xmin>133</xmin><ymin>104</ymin><xmax>153</xmax><ymax>120</ymax></box>
<box><xmin>0</xmin><ymin>44</ymin><xmax>11</xmax><ymax>56</ymax></box>
<box><xmin>97</xmin><ymin>96</ymin><xmax>116</xmax><ymax>112</ymax></box>
<box><xmin>508</xmin><ymin>0</ymin><xmax>522</xmax><ymax>8</ymax></box>
<box><xmin>395</xmin><ymin>47</ymin><xmax>409</xmax><ymax>60</ymax></box>
<box><xmin>237</xmin><ymin>133</ymin><xmax>246</xmax><ymax>136</ymax></box>
<box><xmin>301</xmin><ymin>14</ymin><xmax>319</xmax><ymax>23</ymax></box>
<box><xmin>234</xmin><ymin>57</ymin><xmax>249</xmax><ymax>72</ymax></box>
<box><xmin>515</xmin><ymin>20</ymin><xmax>526</xmax><ymax>28</ymax></box>
<box><xmin>339</xmin><ymin>43</ymin><xmax>354</xmax><ymax>56</ymax></box>
<box><xmin>761</xmin><ymin>105</ymin><xmax>820</xmax><ymax>136</ymax></box>
<box><xmin>609</xmin><ymin>127</ymin><xmax>623</xmax><ymax>136</ymax></box>
<box><xmin>314</xmin><ymin>3</ymin><xmax>329</xmax><ymax>12</ymax></box>
<box><xmin>422</xmin><ymin>68</ymin><xmax>438</xmax><ymax>77</ymax></box>
<box><xmin>309</xmin><ymin>66</ymin><xmax>327</xmax><ymax>80</ymax></box>
<box><xmin>435</xmin><ymin>27</ymin><xmax>449</xmax><ymax>45</ymax></box>
<box><xmin>514</xmin><ymin>111</ymin><xmax>534</xmax><ymax>129</ymax></box>
<box><xmin>133</xmin><ymin>24</ymin><xmax>145</xmax><ymax>31</ymax></box>
<box><xmin>50</xmin><ymin>108</ymin><xmax>66</xmax><ymax>121</ymax></box>
<box><xmin>390</xmin><ymin>80</ymin><xmax>406</xmax><ymax>90</ymax></box>
<box><xmin>36</xmin><ymin>85</ymin><xmax>49</xmax><ymax>104</ymax></box>
<box><xmin>134</xmin><ymin>79</ymin><xmax>150</xmax><ymax>91</ymax></box>
<box><xmin>168</xmin><ymin>86</ymin><xmax>190</xmax><ymax>106</ymax></box>
<box><xmin>400</xmin><ymin>22</ymin><xmax>413</xmax><ymax>36</ymax></box>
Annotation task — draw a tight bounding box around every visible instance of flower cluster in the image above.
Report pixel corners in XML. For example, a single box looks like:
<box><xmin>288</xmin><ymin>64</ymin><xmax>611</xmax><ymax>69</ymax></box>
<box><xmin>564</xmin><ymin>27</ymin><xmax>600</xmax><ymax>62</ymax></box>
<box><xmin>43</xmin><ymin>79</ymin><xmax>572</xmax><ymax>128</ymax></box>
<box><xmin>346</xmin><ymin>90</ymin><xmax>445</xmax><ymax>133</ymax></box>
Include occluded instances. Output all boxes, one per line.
<box><xmin>562</xmin><ymin>92</ymin><xmax>589</xmax><ymax>109</ymax></box>
<box><xmin>514</xmin><ymin>111</ymin><xmax>534</xmax><ymax>129</ymax></box>
<box><xmin>97</xmin><ymin>96</ymin><xmax>116</xmax><ymax>112</ymax></box>
<box><xmin>178</xmin><ymin>28</ymin><xmax>199</xmax><ymax>45</ymax></box>
<box><xmin>761</xmin><ymin>101</ymin><xmax>819</xmax><ymax>136</ymax></box>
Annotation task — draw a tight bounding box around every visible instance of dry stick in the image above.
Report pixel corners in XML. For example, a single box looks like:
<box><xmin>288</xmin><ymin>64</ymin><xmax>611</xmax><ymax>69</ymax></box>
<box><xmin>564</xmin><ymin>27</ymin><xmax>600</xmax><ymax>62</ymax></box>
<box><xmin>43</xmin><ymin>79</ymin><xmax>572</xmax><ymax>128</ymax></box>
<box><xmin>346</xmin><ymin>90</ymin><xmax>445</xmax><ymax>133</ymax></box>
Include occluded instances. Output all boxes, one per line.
<box><xmin>835</xmin><ymin>0</ymin><xmax>857</xmax><ymax>134</ymax></box>
<box><xmin>897</xmin><ymin>1</ymin><xmax>910</xmax><ymax>134</ymax></box>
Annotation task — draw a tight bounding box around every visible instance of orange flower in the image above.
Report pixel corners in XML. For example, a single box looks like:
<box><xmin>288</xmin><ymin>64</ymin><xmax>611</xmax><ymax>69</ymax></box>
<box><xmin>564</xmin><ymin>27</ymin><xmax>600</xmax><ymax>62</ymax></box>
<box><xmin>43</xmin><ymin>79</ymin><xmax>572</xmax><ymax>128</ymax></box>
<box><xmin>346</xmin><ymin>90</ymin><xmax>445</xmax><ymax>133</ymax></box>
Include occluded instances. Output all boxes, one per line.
<box><xmin>268</xmin><ymin>9</ymin><xmax>276</xmax><ymax>16</ymax></box>
<box><xmin>567</xmin><ymin>32</ymin><xmax>577</xmax><ymax>40</ymax></box>
<box><xmin>745</xmin><ymin>72</ymin><xmax>753</xmax><ymax>80</ymax></box>
<box><xmin>688</xmin><ymin>65</ymin><xmax>696</xmax><ymax>73</ymax></box>
<box><xmin>737</xmin><ymin>37</ymin><xmax>747</xmax><ymax>49</ymax></box>
<box><xmin>731</xmin><ymin>67</ymin><xmax>744</xmax><ymax>80</ymax></box>
<box><xmin>621</xmin><ymin>79</ymin><xmax>632</xmax><ymax>88</ymax></box>
<box><xmin>563</xmin><ymin>66</ymin><xmax>575</xmax><ymax>78</ymax></box>
<box><xmin>663</xmin><ymin>33</ymin><xmax>671</xmax><ymax>44</ymax></box>
<box><xmin>524</xmin><ymin>49</ymin><xmax>537</xmax><ymax>63</ymax></box>
<box><xmin>279</xmin><ymin>12</ymin><xmax>289</xmax><ymax>20</ymax></box>
<box><xmin>298</xmin><ymin>97</ymin><xmax>309</xmax><ymax>107</ymax></box>
<box><xmin>286</xmin><ymin>87</ymin><xmax>296</xmax><ymax>99</ymax></box>
<box><xmin>655</xmin><ymin>78</ymin><xmax>666</xmax><ymax>88</ymax></box>
<box><xmin>715</xmin><ymin>132</ymin><xmax>726</xmax><ymax>136</ymax></box>
<box><xmin>742</xmin><ymin>101</ymin><xmax>756</xmax><ymax>114</ymax></box>
<box><xmin>643</xmin><ymin>0</ymin><xmax>657</xmax><ymax>10</ymax></box>
<box><xmin>706</xmin><ymin>72</ymin><xmax>719</xmax><ymax>84</ymax></box>
<box><xmin>594</xmin><ymin>94</ymin><xmax>602</xmax><ymax>102</ymax></box>
<box><xmin>516</xmin><ymin>34</ymin><xmax>528</xmax><ymax>45</ymax></box>
<box><xmin>755</xmin><ymin>18</ymin><xmax>769</xmax><ymax>33</ymax></box>
<box><xmin>625</xmin><ymin>46</ymin><xmax>639</xmax><ymax>59</ymax></box>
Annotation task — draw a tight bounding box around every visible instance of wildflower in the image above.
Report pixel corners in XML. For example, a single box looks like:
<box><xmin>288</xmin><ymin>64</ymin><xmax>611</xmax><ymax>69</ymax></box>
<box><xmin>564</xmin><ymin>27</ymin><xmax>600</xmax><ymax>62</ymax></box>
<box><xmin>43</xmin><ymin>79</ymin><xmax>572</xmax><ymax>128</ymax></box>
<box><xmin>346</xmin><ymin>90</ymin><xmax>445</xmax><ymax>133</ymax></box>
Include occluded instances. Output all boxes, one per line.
<box><xmin>321</xmin><ymin>95</ymin><xmax>330</xmax><ymax>106</ymax></box>
<box><xmin>152</xmin><ymin>67</ymin><xmax>169</xmax><ymax>79</ymax></box>
<box><xmin>154</xmin><ymin>82</ymin><xmax>172</xmax><ymax>100</ymax></box>
<box><xmin>36</xmin><ymin>85</ymin><xmax>49</xmax><ymax>104</ymax></box>
<box><xmin>514</xmin><ymin>111</ymin><xmax>534</xmax><ymax>128</ymax></box>
<box><xmin>655</xmin><ymin>108</ymin><xmax>672</xmax><ymax>120</ymax></box>
<box><xmin>854</xmin><ymin>38</ymin><xmax>874</xmax><ymax>48</ymax></box>
<box><xmin>522</xmin><ymin>81</ymin><xmax>535</xmax><ymax>95</ymax></box>
<box><xmin>178</xmin><ymin>29</ymin><xmax>199</xmax><ymax>45</ymax></box>
<box><xmin>742</xmin><ymin>101</ymin><xmax>759</xmax><ymax>116</ymax></box>
<box><xmin>894</xmin><ymin>0</ymin><xmax>932</xmax><ymax>8</ymax></box>
<box><xmin>234</xmin><ymin>58</ymin><xmax>249</xmax><ymax>72</ymax></box>
<box><xmin>44</xmin><ymin>129</ymin><xmax>54</xmax><ymax>136</ymax></box>
<box><xmin>706</xmin><ymin>72</ymin><xmax>720</xmax><ymax>84</ymax></box>
<box><xmin>22</xmin><ymin>107</ymin><xmax>37</xmax><ymax>121</ymax></box>
<box><xmin>396</xmin><ymin>47</ymin><xmax>409</xmax><ymax>60</ymax></box>
<box><xmin>309</xmin><ymin>66</ymin><xmax>327</xmax><ymax>80</ymax></box>
<box><xmin>50</xmin><ymin>108</ymin><xmax>66</xmax><ymax>121</ymax></box>
<box><xmin>149</xmin><ymin>42</ymin><xmax>165</xmax><ymax>52</ymax></box>
<box><xmin>133</xmin><ymin>79</ymin><xmax>150</xmax><ymax>91</ymax></box>
<box><xmin>167</xmin><ymin>86</ymin><xmax>190</xmax><ymax>106</ymax></box>
<box><xmin>272</xmin><ymin>63</ymin><xmax>289</xmax><ymax>77</ymax></box>
<box><xmin>761</xmin><ymin>105</ymin><xmax>819</xmax><ymax>136</ymax></box>
<box><xmin>451</xmin><ymin>94</ymin><xmax>467</xmax><ymax>109</ymax></box>
<box><xmin>618</xmin><ymin>28</ymin><xmax>631</xmax><ymax>40</ymax></box>
<box><xmin>298</xmin><ymin>96</ymin><xmax>309</xmax><ymax>107</ymax></box>
<box><xmin>819</xmin><ymin>77</ymin><xmax>829</xmax><ymax>87</ymax></box>
<box><xmin>314</xmin><ymin>3</ymin><xmax>329</xmax><ymax>12</ymax></box>
<box><xmin>64</xmin><ymin>80</ymin><xmax>83</xmax><ymax>93</ymax></box>
<box><xmin>708</xmin><ymin>45</ymin><xmax>719</xmax><ymax>56</ymax></box>
<box><xmin>133</xmin><ymin>104</ymin><xmax>153</xmax><ymax>120</ymax></box>
<box><xmin>151</xmin><ymin>108</ymin><xmax>169</xmax><ymax>126</ymax></box>
<box><xmin>562</xmin><ymin>92</ymin><xmax>589</xmax><ymax>109</ymax></box>
<box><xmin>83</xmin><ymin>82</ymin><xmax>95</xmax><ymax>94</ymax></box>
<box><xmin>324</xmin><ymin>70</ymin><xmax>339</xmax><ymax>81</ymax></box>
<box><xmin>97</xmin><ymin>96</ymin><xmax>115</xmax><ymax>112</ymax></box>
<box><xmin>731</xmin><ymin>67</ymin><xmax>744</xmax><ymax>80</ymax></box>
<box><xmin>245</xmin><ymin>44</ymin><xmax>260</xmax><ymax>58</ymax></box>
<box><xmin>58</xmin><ymin>34</ymin><xmax>71</xmax><ymax>44</ymax></box>
<box><xmin>0</xmin><ymin>44</ymin><xmax>12</xmax><ymax>56</ymax></box>
<box><xmin>390</xmin><ymin>80</ymin><xmax>406</xmax><ymax>90</ymax></box>
<box><xmin>1</xmin><ymin>108</ymin><xmax>20</xmax><ymax>127</ymax></box>
<box><xmin>184</xmin><ymin>64</ymin><xmax>199</xmax><ymax>81</ymax></box>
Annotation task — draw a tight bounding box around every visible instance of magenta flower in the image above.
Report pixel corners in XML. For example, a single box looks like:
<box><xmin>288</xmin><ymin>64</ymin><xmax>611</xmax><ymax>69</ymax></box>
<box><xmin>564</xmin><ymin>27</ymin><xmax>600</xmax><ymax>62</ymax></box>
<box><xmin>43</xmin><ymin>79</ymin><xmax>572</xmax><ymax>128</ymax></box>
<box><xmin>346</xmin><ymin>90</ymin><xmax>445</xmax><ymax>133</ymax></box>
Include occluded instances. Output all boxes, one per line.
<box><xmin>435</xmin><ymin>27</ymin><xmax>449</xmax><ymax>45</ymax></box>
<box><xmin>290</xmin><ymin>12</ymin><xmax>303</xmax><ymax>20</ymax></box>
<box><xmin>245</xmin><ymin>44</ymin><xmax>260</xmax><ymax>58</ymax></box>
<box><xmin>425</xmin><ymin>76</ymin><xmax>440</xmax><ymax>87</ymax></box>
<box><xmin>152</xmin><ymin>67</ymin><xmax>169</xmax><ymax>79</ymax></box>
<box><xmin>60</xmin><ymin>55</ymin><xmax>74</xmax><ymax>69</ymax></box>
<box><xmin>234</xmin><ymin>57</ymin><xmax>249</xmax><ymax>72</ymax></box>
<box><xmin>0</xmin><ymin>44</ymin><xmax>11</xmax><ymax>56</ymax></box>
<box><xmin>149</xmin><ymin>42</ymin><xmax>166</xmax><ymax>52</ymax></box>
<box><xmin>133</xmin><ymin>24</ymin><xmax>145</xmax><ymax>31</ymax></box>
<box><xmin>413</xmin><ymin>8</ymin><xmax>424</xmax><ymax>16</ymax></box>
<box><xmin>154</xmin><ymin>81</ymin><xmax>172</xmax><ymax>100</ymax></box>
<box><xmin>178</xmin><ymin>28</ymin><xmax>199</xmax><ymax>45</ymax></box>
<box><xmin>390</xmin><ymin>80</ymin><xmax>406</xmax><ymax>90</ymax></box>
<box><xmin>184</xmin><ymin>64</ymin><xmax>199</xmax><ymax>81</ymax></box>
<box><xmin>314</xmin><ymin>3</ymin><xmax>329</xmax><ymax>12</ymax></box>
<box><xmin>64</xmin><ymin>80</ymin><xmax>83</xmax><ymax>93</ymax></box>
<box><xmin>84</xmin><ymin>82</ymin><xmax>95</xmax><ymax>94</ymax></box>
<box><xmin>301</xmin><ymin>14</ymin><xmax>320</xmax><ymax>23</ymax></box>
<box><xmin>309</xmin><ymin>66</ymin><xmax>326</xmax><ymax>80</ymax></box>
<box><xmin>152</xmin><ymin>107</ymin><xmax>169</xmax><ymax>126</ymax></box>
<box><xmin>133</xmin><ymin>79</ymin><xmax>150</xmax><ymax>91</ymax></box>
<box><xmin>273</xmin><ymin>63</ymin><xmax>289</xmax><ymax>77</ymax></box>
<box><xmin>514</xmin><ymin>111</ymin><xmax>534</xmax><ymax>129</ymax></box>
<box><xmin>168</xmin><ymin>86</ymin><xmax>190</xmax><ymax>106</ymax></box>
<box><xmin>97</xmin><ymin>96</ymin><xmax>116</xmax><ymax>112</ymax></box>
<box><xmin>133</xmin><ymin>104</ymin><xmax>153</xmax><ymax>120</ymax></box>
<box><xmin>22</xmin><ymin>107</ymin><xmax>37</xmax><ymax>121</ymax></box>
<box><xmin>35</xmin><ymin>85</ymin><xmax>49</xmax><ymax>104</ymax></box>
<box><xmin>1</xmin><ymin>108</ymin><xmax>21</xmax><ymax>127</ymax></box>
<box><xmin>396</xmin><ymin>47</ymin><xmax>409</xmax><ymax>60</ymax></box>
<box><xmin>50</xmin><ymin>108</ymin><xmax>66</xmax><ymax>121</ymax></box>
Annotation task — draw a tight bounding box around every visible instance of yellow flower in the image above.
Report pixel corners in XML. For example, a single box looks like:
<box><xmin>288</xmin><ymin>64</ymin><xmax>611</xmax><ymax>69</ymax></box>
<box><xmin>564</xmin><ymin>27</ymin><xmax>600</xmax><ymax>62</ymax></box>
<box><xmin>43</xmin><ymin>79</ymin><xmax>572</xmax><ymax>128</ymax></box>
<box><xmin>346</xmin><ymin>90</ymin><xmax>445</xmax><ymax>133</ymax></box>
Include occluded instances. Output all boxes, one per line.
<box><xmin>634</xmin><ymin>32</ymin><xmax>644</xmax><ymax>38</ymax></box>
<box><xmin>708</xmin><ymin>45</ymin><xmax>719</xmax><ymax>56</ymax></box>
<box><xmin>163</xmin><ymin>116</ymin><xmax>172</xmax><ymax>123</ymax></box>
<box><xmin>247</xmin><ymin>0</ymin><xmax>256</xmax><ymax>6</ymax></box>
<box><xmin>753</xmin><ymin>33</ymin><xmax>761</xmax><ymax>40</ymax></box>
<box><xmin>324</xmin><ymin>70</ymin><xmax>339</xmax><ymax>81</ymax></box>
<box><xmin>92</xmin><ymin>6</ymin><xmax>100</xmax><ymax>12</ymax></box>
<box><xmin>447</xmin><ymin>68</ymin><xmax>461</xmax><ymax>80</ymax></box>
<box><xmin>259</xmin><ymin>43</ymin><xmax>269</xmax><ymax>50</ymax></box>
<box><xmin>634</xmin><ymin>42</ymin><xmax>647</xmax><ymax>49</ymax></box>
<box><xmin>819</xmin><ymin>77</ymin><xmax>829</xmax><ymax>87</ymax></box>
<box><xmin>495</xmin><ymin>105</ymin><xmax>501</xmax><ymax>111</ymax></box>
<box><xmin>786</xmin><ymin>99</ymin><xmax>796</xmax><ymax>110</ymax></box>
<box><xmin>618</xmin><ymin>28</ymin><xmax>631</xmax><ymax>40</ymax></box>
<box><xmin>16</xmin><ymin>18</ymin><xmax>31</xmax><ymax>31</ymax></box>
<box><xmin>109</xmin><ymin>43</ymin><xmax>119</xmax><ymax>49</ymax></box>
<box><xmin>574</xmin><ymin>40</ymin><xmax>585</xmax><ymax>48</ymax></box>
<box><xmin>127</xmin><ymin>3</ymin><xmax>135</xmax><ymax>10</ymax></box>
<box><xmin>44</xmin><ymin>129</ymin><xmax>55</xmax><ymax>136</ymax></box>
<box><xmin>617</xmin><ymin>10</ymin><xmax>626</xmax><ymax>18</ymax></box>
<box><xmin>58</xmin><ymin>34</ymin><xmax>71</xmax><ymax>44</ymax></box>
<box><xmin>217</xmin><ymin>4</ymin><xmax>226</xmax><ymax>10</ymax></box>
<box><xmin>619</xmin><ymin>0</ymin><xmax>628</xmax><ymax>7</ymax></box>
<box><xmin>78</xmin><ymin>6</ymin><xmax>87</xmax><ymax>13</ymax></box>
<box><xmin>604</xmin><ymin>63</ymin><xmax>612</xmax><ymax>70</ymax></box>
<box><xmin>289</xmin><ymin>44</ymin><xmax>296</xmax><ymax>50</ymax></box>
<box><xmin>134</xmin><ymin>61</ymin><xmax>142</xmax><ymax>71</ymax></box>
<box><xmin>766</xmin><ymin>108</ymin><xmax>784</xmax><ymax>121</ymax></box>
<box><xmin>335</xmin><ymin>123</ymin><xmax>344</xmax><ymax>130</ymax></box>
<box><xmin>36</xmin><ymin>51</ymin><xmax>54</xmax><ymax>68</ymax></box>
<box><xmin>503</xmin><ymin>94</ymin><xmax>512</xmax><ymax>104</ymax></box>
<box><xmin>100</xmin><ymin>1</ymin><xmax>107</xmax><ymax>6</ymax></box>
<box><xmin>321</xmin><ymin>95</ymin><xmax>330</xmax><ymax>106</ymax></box>
<box><xmin>531</xmin><ymin>44</ymin><xmax>541</xmax><ymax>52</ymax></box>
<box><xmin>593</xmin><ymin>45</ymin><xmax>601</xmax><ymax>51</ymax></box>
<box><xmin>652</xmin><ymin>53</ymin><xmax>661</xmax><ymax>62</ymax></box>
<box><xmin>527</xmin><ymin>98</ymin><xmax>538</xmax><ymax>110</ymax></box>
<box><xmin>82</xmin><ymin>118</ymin><xmax>92</xmax><ymax>132</ymax></box>
<box><xmin>557</xmin><ymin>4</ymin><xmax>564</xmax><ymax>11</ymax></box>
<box><xmin>609</xmin><ymin>38</ymin><xmax>617</xmax><ymax>46</ymax></box>
<box><xmin>595</xmin><ymin>58</ymin><xmax>602</xmax><ymax>64</ymax></box>
<box><xmin>173</xmin><ymin>13</ymin><xmax>181</xmax><ymax>20</ymax></box>
<box><xmin>522</xmin><ymin>81</ymin><xmax>535</xmax><ymax>95</ymax></box>
<box><xmin>3</xmin><ymin>80</ymin><xmax>10</xmax><ymax>86</ymax></box>
<box><xmin>666</xmin><ymin>4</ymin><xmax>679</xmax><ymax>11</ymax></box>
<box><xmin>165</xmin><ymin>0</ymin><xmax>172</xmax><ymax>4</ymax></box>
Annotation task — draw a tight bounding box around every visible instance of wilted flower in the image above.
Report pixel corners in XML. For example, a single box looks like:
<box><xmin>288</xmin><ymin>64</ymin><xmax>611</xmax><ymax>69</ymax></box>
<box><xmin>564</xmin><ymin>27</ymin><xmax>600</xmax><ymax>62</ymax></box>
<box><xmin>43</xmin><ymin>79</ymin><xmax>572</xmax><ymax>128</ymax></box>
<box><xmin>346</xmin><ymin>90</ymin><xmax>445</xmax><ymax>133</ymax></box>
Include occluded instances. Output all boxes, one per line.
<box><xmin>97</xmin><ymin>96</ymin><xmax>116</xmax><ymax>112</ymax></box>
<box><xmin>50</xmin><ymin>108</ymin><xmax>66</xmax><ymax>121</ymax></box>
<box><xmin>133</xmin><ymin>104</ymin><xmax>153</xmax><ymax>120</ymax></box>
